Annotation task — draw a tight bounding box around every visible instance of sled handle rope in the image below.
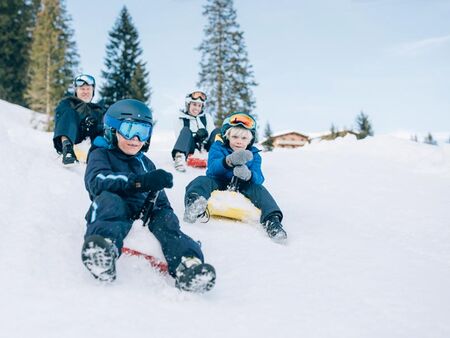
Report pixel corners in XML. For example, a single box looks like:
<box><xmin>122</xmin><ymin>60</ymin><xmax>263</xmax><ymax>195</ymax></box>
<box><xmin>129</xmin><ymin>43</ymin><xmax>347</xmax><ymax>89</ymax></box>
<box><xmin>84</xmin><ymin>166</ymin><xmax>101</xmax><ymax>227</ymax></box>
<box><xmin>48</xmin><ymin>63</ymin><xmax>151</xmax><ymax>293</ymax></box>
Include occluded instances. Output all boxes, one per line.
<box><xmin>227</xmin><ymin>176</ymin><xmax>240</xmax><ymax>192</ymax></box>
<box><xmin>139</xmin><ymin>190</ymin><xmax>160</xmax><ymax>226</ymax></box>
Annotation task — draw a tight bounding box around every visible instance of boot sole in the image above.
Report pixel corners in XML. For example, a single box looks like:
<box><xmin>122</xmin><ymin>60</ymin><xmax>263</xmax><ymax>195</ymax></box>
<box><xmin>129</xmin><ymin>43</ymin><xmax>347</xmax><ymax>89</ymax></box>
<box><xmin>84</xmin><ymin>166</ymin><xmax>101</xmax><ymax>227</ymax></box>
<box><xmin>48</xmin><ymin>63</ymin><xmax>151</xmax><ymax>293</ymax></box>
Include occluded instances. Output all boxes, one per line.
<box><xmin>176</xmin><ymin>263</ymin><xmax>216</xmax><ymax>293</ymax></box>
<box><xmin>269</xmin><ymin>230</ymin><xmax>288</xmax><ymax>244</ymax></box>
<box><xmin>183</xmin><ymin>197</ymin><xmax>208</xmax><ymax>223</ymax></box>
<box><xmin>81</xmin><ymin>235</ymin><xmax>117</xmax><ymax>282</ymax></box>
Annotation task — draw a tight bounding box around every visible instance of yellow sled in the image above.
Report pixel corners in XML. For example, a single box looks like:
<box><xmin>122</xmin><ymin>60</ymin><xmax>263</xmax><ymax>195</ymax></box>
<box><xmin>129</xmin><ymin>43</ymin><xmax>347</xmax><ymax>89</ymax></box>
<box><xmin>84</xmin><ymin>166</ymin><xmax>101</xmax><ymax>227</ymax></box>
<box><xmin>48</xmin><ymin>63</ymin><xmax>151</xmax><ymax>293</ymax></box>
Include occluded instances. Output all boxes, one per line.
<box><xmin>207</xmin><ymin>189</ymin><xmax>261</xmax><ymax>222</ymax></box>
<box><xmin>74</xmin><ymin>146</ymin><xmax>88</xmax><ymax>163</ymax></box>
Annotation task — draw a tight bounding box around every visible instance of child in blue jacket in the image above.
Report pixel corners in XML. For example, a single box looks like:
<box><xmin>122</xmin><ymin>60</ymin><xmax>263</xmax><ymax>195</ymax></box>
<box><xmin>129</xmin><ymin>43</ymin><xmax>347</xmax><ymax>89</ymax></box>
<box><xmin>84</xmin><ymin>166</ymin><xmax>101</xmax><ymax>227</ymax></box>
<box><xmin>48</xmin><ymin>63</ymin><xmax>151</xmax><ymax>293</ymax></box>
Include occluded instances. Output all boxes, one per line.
<box><xmin>81</xmin><ymin>99</ymin><xmax>215</xmax><ymax>292</ymax></box>
<box><xmin>183</xmin><ymin>112</ymin><xmax>287</xmax><ymax>243</ymax></box>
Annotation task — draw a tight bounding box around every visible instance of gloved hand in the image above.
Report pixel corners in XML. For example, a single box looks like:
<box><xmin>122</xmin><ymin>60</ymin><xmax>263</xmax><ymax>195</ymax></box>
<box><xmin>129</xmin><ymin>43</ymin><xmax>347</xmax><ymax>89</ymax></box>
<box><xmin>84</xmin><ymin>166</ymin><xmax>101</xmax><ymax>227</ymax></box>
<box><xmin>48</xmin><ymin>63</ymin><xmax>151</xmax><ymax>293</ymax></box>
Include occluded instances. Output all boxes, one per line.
<box><xmin>194</xmin><ymin>128</ymin><xmax>209</xmax><ymax>143</ymax></box>
<box><xmin>226</xmin><ymin>149</ymin><xmax>253</xmax><ymax>167</ymax></box>
<box><xmin>130</xmin><ymin>169</ymin><xmax>173</xmax><ymax>193</ymax></box>
<box><xmin>80</xmin><ymin>116</ymin><xmax>98</xmax><ymax>138</ymax></box>
<box><xmin>233</xmin><ymin>165</ymin><xmax>252</xmax><ymax>181</ymax></box>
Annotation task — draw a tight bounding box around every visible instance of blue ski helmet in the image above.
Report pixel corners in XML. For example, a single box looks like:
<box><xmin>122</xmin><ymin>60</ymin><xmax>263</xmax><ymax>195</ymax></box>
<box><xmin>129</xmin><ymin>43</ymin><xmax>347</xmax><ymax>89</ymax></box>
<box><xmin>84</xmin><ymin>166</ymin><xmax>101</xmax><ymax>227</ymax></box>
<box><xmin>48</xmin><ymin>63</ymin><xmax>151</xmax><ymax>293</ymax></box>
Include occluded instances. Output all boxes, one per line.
<box><xmin>104</xmin><ymin>99</ymin><xmax>154</xmax><ymax>152</ymax></box>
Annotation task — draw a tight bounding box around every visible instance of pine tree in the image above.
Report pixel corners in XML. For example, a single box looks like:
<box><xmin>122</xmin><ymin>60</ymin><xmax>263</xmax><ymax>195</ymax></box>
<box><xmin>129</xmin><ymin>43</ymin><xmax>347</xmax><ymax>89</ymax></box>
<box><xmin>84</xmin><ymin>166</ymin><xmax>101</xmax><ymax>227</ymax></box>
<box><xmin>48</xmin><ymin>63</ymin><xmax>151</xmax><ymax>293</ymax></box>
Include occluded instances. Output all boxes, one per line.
<box><xmin>410</xmin><ymin>134</ymin><xmax>418</xmax><ymax>142</ymax></box>
<box><xmin>423</xmin><ymin>132</ymin><xmax>437</xmax><ymax>146</ymax></box>
<box><xmin>261</xmin><ymin>122</ymin><xmax>274</xmax><ymax>151</ymax></box>
<box><xmin>100</xmin><ymin>6</ymin><xmax>151</xmax><ymax>107</ymax></box>
<box><xmin>198</xmin><ymin>0</ymin><xmax>257</xmax><ymax>126</ymax></box>
<box><xmin>26</xmin><ymin>0</ymin><xmax>78</xmax><ymax>130</ymax></box>
<box><xmin>130</xmin><ymin>62</ymin><xmax>151</xmax><ymax>103</ymax></box>
<box><xmin>355</xmin><ymin>111</ymin><xmax>374</xmax><ymax>139</ymax></box>
<box><xmin>330</xmin><ymin>123</ymin><xmax>337</xmax><ymax>137</ymax></box>
<box><xmin>0</xmin><ymin>0</ymin><xmax>39</xmax><ymax>106</ymax></box>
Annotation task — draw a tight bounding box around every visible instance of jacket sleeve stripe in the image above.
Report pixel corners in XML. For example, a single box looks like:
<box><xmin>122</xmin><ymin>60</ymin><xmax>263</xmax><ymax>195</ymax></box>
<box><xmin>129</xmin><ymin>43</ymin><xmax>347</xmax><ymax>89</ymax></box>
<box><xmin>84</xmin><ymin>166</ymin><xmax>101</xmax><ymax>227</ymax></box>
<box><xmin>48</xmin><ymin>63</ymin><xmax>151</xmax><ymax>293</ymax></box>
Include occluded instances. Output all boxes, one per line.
<box><xmin>96</xmin><ymin>173</ymin><xmax>129</xmax><ymax>182</ymax></box>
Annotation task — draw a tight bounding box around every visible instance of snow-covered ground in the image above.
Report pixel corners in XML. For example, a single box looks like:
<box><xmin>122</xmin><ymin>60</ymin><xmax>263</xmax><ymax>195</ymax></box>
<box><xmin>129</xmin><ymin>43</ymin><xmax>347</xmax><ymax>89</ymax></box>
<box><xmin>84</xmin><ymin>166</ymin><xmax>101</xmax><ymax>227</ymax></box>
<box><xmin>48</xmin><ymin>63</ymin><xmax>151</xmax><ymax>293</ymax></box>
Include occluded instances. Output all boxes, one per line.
<box><xmin>1</xmin><ymin>99</ymin><xmax>450</xmax><ymax>338</ymax></box>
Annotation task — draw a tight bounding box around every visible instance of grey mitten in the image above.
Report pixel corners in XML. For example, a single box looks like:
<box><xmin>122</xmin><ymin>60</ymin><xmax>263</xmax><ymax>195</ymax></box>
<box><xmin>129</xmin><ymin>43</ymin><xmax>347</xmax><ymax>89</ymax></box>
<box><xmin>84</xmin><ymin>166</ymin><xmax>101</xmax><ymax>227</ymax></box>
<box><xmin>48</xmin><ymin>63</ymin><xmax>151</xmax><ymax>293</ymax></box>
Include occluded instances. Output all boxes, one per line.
<box><xmin>226</xmin><ymin>149</ymin><xmax>253</xmax><ymax>166</ymax></box>
<box><xmin>233</xmin><ymin>165</ymin><xmax>252</xmax><ymax>181</ymax></box>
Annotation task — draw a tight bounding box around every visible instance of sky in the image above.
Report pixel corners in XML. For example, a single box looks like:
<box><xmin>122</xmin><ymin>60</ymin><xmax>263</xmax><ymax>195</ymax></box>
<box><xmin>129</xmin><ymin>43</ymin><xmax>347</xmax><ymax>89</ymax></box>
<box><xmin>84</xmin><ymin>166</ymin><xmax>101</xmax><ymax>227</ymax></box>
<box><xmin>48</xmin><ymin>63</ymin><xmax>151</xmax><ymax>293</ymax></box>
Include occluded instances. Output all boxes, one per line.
<box><xmin>2</xmin><ymin>98</ymin><xmax>450</xmax><ymax>337</ymax></box>
<box><xmin>66</xmin><ymin>0</ymin><xmax>450</xmax><ymax>136</ymax></box>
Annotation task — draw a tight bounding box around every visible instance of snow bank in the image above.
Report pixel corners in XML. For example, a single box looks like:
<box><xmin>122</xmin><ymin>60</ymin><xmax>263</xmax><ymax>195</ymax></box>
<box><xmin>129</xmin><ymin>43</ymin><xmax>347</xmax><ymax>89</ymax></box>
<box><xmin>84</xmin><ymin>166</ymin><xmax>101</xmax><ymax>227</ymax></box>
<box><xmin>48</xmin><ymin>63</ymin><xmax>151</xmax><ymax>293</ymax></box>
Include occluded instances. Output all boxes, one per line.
<box><xmin>1</xmin><ymin>99</ymin><xmax>449</xmax><ymax>338</ymax></box>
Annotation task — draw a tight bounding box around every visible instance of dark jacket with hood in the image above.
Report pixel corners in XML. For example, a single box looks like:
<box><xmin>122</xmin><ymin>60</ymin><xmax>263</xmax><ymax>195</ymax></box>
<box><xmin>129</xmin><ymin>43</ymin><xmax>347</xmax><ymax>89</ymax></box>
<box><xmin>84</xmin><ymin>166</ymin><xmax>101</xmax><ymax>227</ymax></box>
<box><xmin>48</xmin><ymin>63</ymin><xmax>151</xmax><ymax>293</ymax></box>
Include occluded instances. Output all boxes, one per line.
<box><xmin>85</xmin><ymin>138</ymin><xmax>172</xmax><ymax>218</ymax></box>
<box><xmin>53</xmin><ymin>96</ymin><xmax>105</xmax><ymax>151</ymax></box>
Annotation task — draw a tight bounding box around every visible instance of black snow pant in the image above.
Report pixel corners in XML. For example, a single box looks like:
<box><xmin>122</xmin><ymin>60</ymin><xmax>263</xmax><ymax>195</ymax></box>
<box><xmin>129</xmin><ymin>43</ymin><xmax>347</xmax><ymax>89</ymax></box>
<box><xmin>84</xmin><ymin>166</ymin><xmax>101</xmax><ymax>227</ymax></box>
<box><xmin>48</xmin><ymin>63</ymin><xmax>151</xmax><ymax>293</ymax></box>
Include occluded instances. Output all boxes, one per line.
<box><xmin>185</xmin><ymin>176</ymin><xmax>283</xmax><ymax>223</ymax></box>
<box><xmin>84</xmin><ymin>191</ymin><xmax>204</xmax><ymax>277</ymax></box>
<box><xmin>53</xmin><ymin>108</ymin><xmax>85</xmax><ymax>153</ymax></box>
<box><xmin>171</xmin><ymin>127</ymin><xmax>220</xmax><ymax>159</ymax></box>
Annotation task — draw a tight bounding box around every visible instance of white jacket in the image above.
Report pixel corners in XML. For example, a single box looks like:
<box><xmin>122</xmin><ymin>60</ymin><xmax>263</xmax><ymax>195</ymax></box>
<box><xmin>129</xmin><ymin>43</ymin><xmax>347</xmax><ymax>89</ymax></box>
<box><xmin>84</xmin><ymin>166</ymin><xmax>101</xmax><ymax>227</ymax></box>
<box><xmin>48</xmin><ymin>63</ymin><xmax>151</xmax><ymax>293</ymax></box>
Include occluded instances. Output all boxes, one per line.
<box><xmin>174</xmin><ymin>110</ymin><xmax>216</xmax><ymax>137</ymax></box>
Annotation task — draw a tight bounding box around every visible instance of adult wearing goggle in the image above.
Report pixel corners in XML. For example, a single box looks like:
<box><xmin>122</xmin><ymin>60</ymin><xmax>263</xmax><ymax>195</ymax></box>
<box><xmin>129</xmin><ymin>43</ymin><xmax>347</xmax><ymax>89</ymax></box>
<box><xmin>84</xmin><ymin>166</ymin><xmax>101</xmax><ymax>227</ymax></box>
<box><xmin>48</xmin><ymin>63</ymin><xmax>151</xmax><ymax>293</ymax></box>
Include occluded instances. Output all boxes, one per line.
<box><xmin>172</xmin><ymin>90</ymin><xmax>221</xmax><ymax>172</ymax></box>
<box><xmin>53</xmin><ymin>74</ymin><xmax>106</xmax><ymax>166</ymax></box>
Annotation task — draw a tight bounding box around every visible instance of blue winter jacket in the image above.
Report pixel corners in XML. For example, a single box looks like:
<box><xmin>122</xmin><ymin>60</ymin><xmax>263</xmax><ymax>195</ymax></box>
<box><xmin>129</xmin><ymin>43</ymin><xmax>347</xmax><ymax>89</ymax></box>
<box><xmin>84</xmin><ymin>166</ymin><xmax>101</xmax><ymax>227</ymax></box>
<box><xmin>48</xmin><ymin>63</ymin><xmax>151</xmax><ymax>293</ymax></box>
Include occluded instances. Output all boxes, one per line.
<box><xmin>85</xmin><ymin>138</ymin><xmax>173</xmax><ymax>217</ymax></box>
<box><xmin>206</xmin><ymin>140</ymin><xmax>264</xmax><ymax>185</ymax></box>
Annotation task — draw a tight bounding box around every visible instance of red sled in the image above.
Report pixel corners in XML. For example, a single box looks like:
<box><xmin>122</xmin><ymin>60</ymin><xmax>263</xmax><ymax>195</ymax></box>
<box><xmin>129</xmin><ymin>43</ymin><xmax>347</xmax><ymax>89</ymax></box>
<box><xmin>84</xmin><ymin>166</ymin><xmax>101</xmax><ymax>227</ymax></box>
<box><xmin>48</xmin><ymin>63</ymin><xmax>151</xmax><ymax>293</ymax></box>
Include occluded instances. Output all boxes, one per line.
<box><xmin>187</xmin><ymin>154</ymin><xmax>207</xmax><ymax>168</ymax></box>
<box><xmin>122</xmin><ymin>247</ymin><xmax>168</xmax><ymax>273</ymax></box>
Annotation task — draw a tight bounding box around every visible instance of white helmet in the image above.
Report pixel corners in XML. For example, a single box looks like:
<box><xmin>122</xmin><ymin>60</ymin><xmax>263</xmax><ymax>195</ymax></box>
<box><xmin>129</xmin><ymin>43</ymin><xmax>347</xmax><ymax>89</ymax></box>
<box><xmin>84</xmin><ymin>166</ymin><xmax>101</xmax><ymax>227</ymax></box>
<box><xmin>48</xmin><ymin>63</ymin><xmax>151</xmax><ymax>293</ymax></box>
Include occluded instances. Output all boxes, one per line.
<box><xmin>185</xmin><ymin>90</ymin><xmax>207</xmax><ymax>111</ymax></box>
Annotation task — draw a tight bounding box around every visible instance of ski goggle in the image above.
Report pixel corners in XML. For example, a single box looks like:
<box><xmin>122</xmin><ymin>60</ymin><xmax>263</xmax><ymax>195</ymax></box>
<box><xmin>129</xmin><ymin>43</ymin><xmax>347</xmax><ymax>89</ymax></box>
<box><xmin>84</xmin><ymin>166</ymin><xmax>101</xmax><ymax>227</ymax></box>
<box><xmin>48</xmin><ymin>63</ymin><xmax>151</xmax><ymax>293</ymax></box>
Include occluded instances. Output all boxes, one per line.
<box><xmin>188</xmin><ymin>91</ymin><xmax>207</xmax><ymax>102</ymax></box>
<box><xmin>105</xmin><ymin>115</ymin><xmax>152</xmax><ymax>141</ymax></box>
<box><xmin>74</xmin><ymin>74</ymin><xmax>95</xmax><ymax>87</ymax></box>
<box><xmin>225</xmin><ymin>113</ymin><xmax>257</xmax><ymax>130</ymax></box>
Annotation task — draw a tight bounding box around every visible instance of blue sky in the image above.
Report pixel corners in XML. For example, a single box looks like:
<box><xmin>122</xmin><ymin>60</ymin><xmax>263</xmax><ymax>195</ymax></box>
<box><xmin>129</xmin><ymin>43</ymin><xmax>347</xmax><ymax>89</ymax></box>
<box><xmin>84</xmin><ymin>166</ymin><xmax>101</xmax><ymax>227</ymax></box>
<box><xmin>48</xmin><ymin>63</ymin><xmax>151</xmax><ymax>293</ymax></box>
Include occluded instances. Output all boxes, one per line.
<box><xmin>66</xmin><ymin>0</ymin><xmax>450</xmax><ymax>135</ymax></box>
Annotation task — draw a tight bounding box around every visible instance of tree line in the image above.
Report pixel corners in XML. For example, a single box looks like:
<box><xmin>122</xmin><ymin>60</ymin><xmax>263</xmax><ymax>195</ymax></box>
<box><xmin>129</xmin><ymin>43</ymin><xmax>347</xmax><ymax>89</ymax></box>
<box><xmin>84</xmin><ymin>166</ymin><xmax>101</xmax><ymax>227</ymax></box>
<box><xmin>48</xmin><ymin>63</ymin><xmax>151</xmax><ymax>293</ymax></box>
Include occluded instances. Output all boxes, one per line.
<box><xmin>0</xmin><ymin>0</ymin><xmax>257</xmax><ymax>130</ymax></box>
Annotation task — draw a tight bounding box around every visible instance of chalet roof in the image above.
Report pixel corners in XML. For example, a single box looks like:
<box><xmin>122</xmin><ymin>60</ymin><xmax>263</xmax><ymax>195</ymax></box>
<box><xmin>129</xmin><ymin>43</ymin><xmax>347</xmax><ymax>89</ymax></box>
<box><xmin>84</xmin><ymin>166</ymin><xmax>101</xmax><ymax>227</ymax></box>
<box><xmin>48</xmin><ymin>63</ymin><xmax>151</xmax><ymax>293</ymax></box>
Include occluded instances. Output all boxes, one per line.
<box><xmin>270</xmin><ymin>130</ymin><xmax>309</xmax><ymax>138</ymax></box>
<box><xmin>258</xmin><ymin>130</ymin><xmax>310</xmax><ymax>145</ymax></box>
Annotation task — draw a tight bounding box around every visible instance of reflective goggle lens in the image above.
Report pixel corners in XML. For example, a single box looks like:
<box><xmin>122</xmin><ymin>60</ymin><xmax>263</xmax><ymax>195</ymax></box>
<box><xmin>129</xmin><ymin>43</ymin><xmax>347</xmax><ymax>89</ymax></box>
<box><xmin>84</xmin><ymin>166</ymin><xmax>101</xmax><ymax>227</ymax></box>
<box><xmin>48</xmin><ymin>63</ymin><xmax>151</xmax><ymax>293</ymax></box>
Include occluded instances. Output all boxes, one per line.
<box><xmin>118</xmin><ymin>121</ymin><xmax>152</xmax><ymax>141</ymax></box>
<box><xmin>74</xmin><ymin>74</ymin><xmax>95</xmax><ymax>87</ymax></box>
<box><xmin>228</xmin><ymin>113</ymin><xmax>256</xmax><ymax>130</ymax></box>
<box><xmin>190</xmin><ymin>91</ymin><xmax>207</xmax><ymax>101</ymax></box>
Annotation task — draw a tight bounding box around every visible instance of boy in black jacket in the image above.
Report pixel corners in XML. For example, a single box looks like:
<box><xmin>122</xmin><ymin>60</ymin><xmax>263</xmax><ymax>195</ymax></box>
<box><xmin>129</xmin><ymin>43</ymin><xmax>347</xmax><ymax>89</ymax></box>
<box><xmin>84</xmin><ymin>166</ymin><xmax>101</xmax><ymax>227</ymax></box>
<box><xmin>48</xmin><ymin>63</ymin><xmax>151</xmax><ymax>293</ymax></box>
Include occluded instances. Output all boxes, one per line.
<box><xmin>82</xmin><ymin>99</ymin><xmax>215</xmax><ymax>293</ymax></box>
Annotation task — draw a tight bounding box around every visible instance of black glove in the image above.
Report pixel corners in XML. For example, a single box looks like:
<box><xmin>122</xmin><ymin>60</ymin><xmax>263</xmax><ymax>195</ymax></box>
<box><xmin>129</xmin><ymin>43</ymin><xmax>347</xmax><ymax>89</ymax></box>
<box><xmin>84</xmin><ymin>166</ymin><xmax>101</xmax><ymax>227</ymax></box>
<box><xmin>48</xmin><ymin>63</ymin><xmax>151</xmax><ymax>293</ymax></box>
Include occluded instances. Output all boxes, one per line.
<box><xmin>194</xmin><ymin>128</ymin><xmax>209</xmax><ymax>143</ymax></box>
<box><xmin>130</xmin><ymin>169</ymin><xmax>173</xmax><ymax>193</ymax></box>
<box><xmin>80</xmin><ymin>116</ymin><xmax>98</xmax><ymax>138</ymax></box>
<box><xmin>225</xmin><ymin>149</ymin><xmax>253</xmax><ymax>167</ymax></box>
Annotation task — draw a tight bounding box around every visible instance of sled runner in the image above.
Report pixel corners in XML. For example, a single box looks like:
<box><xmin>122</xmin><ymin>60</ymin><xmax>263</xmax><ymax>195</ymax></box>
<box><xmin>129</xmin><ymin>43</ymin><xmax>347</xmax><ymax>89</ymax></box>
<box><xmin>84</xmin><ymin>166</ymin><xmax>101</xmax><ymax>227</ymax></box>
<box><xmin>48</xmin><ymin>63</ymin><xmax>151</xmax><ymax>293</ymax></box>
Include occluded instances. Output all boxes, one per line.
<box><xmin>121</xmin><ymin>247</ymin><xmax>168</xmax><ymax>273</ymax></box>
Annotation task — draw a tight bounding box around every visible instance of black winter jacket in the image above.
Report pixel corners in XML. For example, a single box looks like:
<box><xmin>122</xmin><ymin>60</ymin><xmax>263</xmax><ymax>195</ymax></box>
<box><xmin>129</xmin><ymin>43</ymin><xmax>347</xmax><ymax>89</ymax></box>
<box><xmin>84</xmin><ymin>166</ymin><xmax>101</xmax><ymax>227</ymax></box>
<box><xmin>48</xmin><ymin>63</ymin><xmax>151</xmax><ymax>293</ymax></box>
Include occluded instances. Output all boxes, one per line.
<box><xmin>85</xmin><ymin>143</ymin><xmax>173</xmax><ymax>218</ymax></box>
<box><xmin>55</xmin><ymin>96</ymin><xmax>105</xmax><ymax>140</ymax></box>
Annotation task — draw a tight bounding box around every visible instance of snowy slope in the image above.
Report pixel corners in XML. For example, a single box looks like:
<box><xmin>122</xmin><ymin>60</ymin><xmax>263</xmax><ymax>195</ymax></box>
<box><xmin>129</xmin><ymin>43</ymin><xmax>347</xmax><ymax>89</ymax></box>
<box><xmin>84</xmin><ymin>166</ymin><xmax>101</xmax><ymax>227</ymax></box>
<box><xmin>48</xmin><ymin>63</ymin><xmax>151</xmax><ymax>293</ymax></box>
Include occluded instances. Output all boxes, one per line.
<box><xmin>1</xmin><ymin>99</ymin><xmax>450</xmax><ymax>338</ymax></box>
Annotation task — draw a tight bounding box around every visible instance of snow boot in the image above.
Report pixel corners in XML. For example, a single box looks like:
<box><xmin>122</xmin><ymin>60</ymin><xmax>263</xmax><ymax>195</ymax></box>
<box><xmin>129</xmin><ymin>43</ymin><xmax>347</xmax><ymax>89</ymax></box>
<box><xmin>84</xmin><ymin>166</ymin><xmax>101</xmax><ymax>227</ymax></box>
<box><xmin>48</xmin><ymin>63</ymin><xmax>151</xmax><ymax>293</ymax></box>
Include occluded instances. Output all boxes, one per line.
<box><xmin>175</xmin><ymin>256</ymin><xmax>216</xmax><ymax>293</ymax></box>
<box><xmin>174</xmin><ymin>152</ymin><xmax>186</xmax><ymax>172</ymax></box>
<box><xmin>183</xmin><ymin>194</ymin><xmax>208</xmax><ymax>223</ymax></box>
<box><xmin>263</xmin><ymin>215</ymin><xmax>287</xmax><ymax>243</ymax></box>
<box><xmin>62</xmin><ymin>139</ymin><xmax>78</xmax><ymax>166</ymax></box>
<box><xmin>81</xmin><ymin>235</ymin><xmax>119</xmax><ymax>282</ymax></box>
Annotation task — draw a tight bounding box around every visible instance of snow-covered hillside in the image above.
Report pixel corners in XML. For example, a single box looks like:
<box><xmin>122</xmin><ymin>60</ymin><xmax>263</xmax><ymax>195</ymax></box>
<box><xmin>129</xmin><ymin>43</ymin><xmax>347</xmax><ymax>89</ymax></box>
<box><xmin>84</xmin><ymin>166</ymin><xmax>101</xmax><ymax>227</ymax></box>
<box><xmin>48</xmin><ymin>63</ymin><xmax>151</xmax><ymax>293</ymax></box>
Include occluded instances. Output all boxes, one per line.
<box><xmin>1</xmin><ymin>99</ymin><xmax>450</xmax><ymax>338</ymax></box>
